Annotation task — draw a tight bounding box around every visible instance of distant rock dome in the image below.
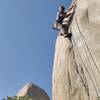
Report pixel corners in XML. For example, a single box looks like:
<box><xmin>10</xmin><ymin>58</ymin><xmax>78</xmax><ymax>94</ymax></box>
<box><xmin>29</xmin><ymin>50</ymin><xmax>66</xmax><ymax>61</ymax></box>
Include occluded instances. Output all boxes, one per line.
<box><xmin>17</xmin><ymin>83</ymin><xmax>50</xmax><ymax>100</ymax></box>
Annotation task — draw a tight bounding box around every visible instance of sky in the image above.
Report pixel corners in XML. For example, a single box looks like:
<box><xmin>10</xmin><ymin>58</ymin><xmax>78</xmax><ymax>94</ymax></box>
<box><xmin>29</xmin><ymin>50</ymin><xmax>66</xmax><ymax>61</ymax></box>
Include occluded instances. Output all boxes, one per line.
<box><xmin>0</xmin><ymin>0</ymin><xmax>72</xmax><ymax>99</ymax></box>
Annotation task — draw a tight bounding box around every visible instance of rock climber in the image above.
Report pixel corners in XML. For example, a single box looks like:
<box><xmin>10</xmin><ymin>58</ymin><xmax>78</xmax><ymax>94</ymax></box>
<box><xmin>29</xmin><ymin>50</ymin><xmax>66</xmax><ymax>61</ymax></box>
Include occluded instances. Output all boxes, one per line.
<box><xmin>56</xmin><ymin>6</ymin><xmax>66</xmax><ymax>26</ymax></box>
<box><xmin>53</xmin><ymin>6</ymin><xmax>67</xmax><ymax>37</ymax></box>
<box><xmin>53</xmin><ymin>0</ymin><xmax>77</xmax><ymax>38</ymax></box>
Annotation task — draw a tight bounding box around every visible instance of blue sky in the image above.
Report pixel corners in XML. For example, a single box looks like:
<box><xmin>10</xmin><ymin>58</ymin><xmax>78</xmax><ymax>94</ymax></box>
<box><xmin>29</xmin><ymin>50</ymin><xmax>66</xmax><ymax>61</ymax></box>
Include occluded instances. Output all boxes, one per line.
<box><xmin>0</xmin><ymin>0</ymin><xmax>71</xmax><ymax>99</ymax></box>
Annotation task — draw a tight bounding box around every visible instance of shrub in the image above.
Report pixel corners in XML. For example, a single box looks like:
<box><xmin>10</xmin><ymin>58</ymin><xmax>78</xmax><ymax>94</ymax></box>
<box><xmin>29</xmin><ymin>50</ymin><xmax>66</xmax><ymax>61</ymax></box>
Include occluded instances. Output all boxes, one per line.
<box><xmin>3</xmin><ymin>96</ymin><xmax>33</xmax><ymax>100</ymax></box>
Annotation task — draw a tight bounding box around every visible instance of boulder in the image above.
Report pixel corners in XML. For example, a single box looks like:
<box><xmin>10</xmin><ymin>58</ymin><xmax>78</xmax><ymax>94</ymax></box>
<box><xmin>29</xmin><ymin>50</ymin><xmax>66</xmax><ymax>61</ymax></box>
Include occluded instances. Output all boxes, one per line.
<box><xmin>17</xmin><ymin>83</ymin><xmax>50</xmax><ymax>100</ymax></box>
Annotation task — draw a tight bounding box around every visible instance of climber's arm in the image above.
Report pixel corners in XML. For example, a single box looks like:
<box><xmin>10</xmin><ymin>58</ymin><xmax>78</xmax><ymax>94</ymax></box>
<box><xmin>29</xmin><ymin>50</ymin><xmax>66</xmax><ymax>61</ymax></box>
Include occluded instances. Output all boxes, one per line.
<box><xmin>64</xmin><ymin>5</ymin><xmax>76</xmax><ymax>26</ymax></box>
<box><xmin>65</xmin><ymin>0</ymin><xmax>76</xmax><ymax>18</ymax></box>
<box><xmin>66</xmin><ymin>0</ymin><xmax>77</xmax><ymax>13</ymax></box>
<box><xmin>65</xmin><ymin>6</ymin><xmax>75</xmax><ymax>18</ymax></box>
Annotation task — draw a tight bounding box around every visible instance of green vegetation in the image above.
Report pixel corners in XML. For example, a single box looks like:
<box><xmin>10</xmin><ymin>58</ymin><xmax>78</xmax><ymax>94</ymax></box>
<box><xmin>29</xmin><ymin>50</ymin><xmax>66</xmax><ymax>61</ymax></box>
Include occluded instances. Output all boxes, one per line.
<box><xmin>3</xmin><ymin>96</ymin><xmax>33</xmax><ymax>100</ymax></box>
<box><xmin>97</xmin><ymin>97</ymin><xmax>100</xmax><ymax>100</ymax></box>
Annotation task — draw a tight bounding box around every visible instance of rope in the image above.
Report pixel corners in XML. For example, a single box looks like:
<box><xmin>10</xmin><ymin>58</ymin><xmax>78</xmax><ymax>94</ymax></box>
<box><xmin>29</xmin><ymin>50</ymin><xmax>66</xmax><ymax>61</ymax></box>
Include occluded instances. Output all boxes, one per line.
<box><xmin>74</xmin><ymin>14</ymin><xmax>100</xmax><ymax>76</ymax></box>
<box><xmin>72</xmin><ymin>40</ymin><xmax>90</xmax><ymax>99</ymax></box>
<box><xmin>64</xmin><ymin>0</ymin><xmax>100</xmax><ymax>97</ymax></box>
<box><xmin>71</xmin><ymin>18</ymin><xmax>100</xmax><ymax>93</ymax></box>
<box><xmin>72</xmin><ymin>38</ymin><xmax>99</xmax><ymax>97</ymax></box>
<box><xmin>83</xmin><ymin>38</ymin><xmax>100</xmax><ymax>93</ymax></box>
<box><xmin>72</xmin><ymin>44</ymin><xmax>90</xmax><ymax>100</ymax></box>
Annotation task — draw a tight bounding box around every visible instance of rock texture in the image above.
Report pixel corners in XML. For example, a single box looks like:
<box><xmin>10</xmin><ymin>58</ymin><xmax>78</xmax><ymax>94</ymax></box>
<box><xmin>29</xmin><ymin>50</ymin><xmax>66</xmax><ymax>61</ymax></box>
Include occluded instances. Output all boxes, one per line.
<box><xmin>17</xmin><ymin>83</ymin><xmax>50</xmax><ymax>100</ymax></box>
<box><xmin>52</xmin><ymin>0</ymin><xmax>100</xmax><ymax>100</ymax></box>
<box><xmin>71</xmin><ymin>0</ymin><xmax>100</xmax><ymax>99</ymax></box>
<box><xmin>52</xmin><ymin>36</ymin><xmax>89</xmax><ymax>100</ymax></box>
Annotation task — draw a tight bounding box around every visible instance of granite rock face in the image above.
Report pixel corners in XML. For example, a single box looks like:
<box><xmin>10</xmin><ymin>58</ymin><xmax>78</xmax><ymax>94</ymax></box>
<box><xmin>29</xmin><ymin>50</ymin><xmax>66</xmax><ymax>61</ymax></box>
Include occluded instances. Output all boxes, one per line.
<box><xmin>17</xmin><ymin>83</ymin><xmax>50</xmax><ymax>100</ymax></box>
<box><xmin>52</xmin><ymin>36</ymin><xmax>89</xmax><ymax>100</ymax></box>
<box><xmin>52</xmin><ymin>0</ymin><xmax>100</xmax><ymax>100</ymax></box>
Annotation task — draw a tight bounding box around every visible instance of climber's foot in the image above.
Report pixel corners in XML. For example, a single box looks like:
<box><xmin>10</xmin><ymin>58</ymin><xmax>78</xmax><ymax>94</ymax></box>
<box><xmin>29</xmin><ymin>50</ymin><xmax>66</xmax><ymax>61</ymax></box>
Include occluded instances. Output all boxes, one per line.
<box><xmin>60</xmin><ymin>33</ymin><xmax>72</xmax><ymax>38</ymax></box>
<box><xmin>60</xmin><ymin>33</ymin><xmax>69</xmax><ymax>37</ymax></box>
<box><xmin>60</xmin><ymin>33</ymin><xmax>64</xmax><ymax>36</ymax></box>
<box><xmin>64</xmin><ymin>33</ymin><xmax>72</xmax><ymax>38</ymax></box>
<box><xmin>64</xmin><ymin>33</ymin><xmax>69</xmax><ymax>38</ymax></box>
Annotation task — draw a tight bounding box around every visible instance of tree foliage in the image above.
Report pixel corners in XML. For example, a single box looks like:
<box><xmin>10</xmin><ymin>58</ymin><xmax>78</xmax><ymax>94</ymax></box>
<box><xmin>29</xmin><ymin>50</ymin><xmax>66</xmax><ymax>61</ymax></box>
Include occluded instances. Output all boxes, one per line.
<box><xmin>3</xmin><ymin>96</ymin><xmax>33</xmax><ymax>100</ymax></box>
